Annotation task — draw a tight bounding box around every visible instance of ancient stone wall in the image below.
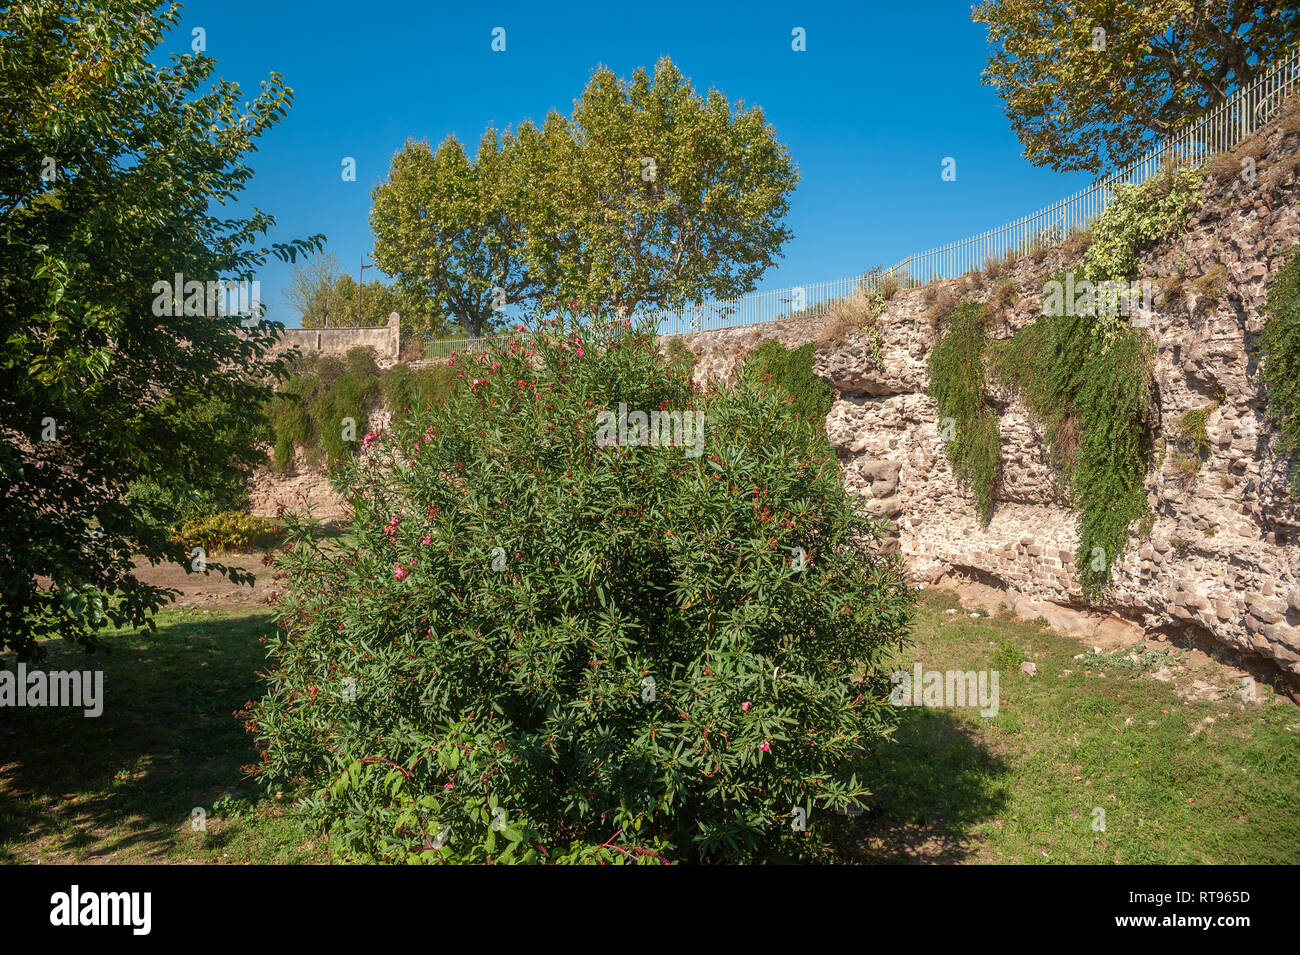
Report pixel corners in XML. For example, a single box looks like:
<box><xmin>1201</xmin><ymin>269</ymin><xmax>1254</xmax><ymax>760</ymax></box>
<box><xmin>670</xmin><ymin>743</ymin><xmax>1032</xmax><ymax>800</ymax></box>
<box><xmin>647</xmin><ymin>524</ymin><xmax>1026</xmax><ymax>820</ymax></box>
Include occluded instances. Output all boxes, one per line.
<box><xmin>271</xmin><ymin>312</ymin><xmax>401</xmax><ymax>364</ymax></box>
<box><xmin>677</xmin><ymin>122</ymin><xmax>1300</xmax><ymax>684</ymax></box>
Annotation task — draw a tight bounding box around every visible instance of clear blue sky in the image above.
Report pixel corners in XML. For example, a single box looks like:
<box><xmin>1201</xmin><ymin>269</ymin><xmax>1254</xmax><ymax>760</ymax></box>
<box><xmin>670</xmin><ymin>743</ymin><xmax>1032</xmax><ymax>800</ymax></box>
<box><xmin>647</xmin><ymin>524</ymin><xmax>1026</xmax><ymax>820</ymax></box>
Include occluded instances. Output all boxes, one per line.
<box><xmin>162</xmin><ymin>0</ymin><xmax>1096</xmax><ymax>328</ymax></box>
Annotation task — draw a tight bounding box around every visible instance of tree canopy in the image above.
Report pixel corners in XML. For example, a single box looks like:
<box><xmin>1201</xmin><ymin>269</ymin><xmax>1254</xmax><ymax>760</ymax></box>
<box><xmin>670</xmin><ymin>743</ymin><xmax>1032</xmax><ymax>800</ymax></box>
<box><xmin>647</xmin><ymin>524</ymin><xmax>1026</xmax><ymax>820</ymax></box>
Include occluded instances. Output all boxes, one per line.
<box><xmin>369</xmin><ymin>57</ymin><xmax>798</xmax><ymax>329</ymax></box>
<box><xmin>0</xmin><ymin>0</ymin><xmax>321</xmax><ymax>658</ymax></box>
<box><xmin>973</xmin><ymin>0</ymin><xmax>1298</xmax><ymax>173</ymax></box>
<box><xmin>370</xmin><ymin>130</ymin><xmax>534</xmax><ymax>340</ymax></box>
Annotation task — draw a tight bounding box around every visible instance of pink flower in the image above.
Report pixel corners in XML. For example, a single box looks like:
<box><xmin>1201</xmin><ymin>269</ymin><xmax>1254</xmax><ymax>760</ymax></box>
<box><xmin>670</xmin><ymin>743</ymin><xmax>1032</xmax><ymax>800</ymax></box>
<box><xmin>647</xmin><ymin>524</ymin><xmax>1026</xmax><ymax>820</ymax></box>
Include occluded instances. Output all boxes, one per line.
<box><xmin>515</xmin><ymin>324</ymin><xmax>525</xmax><ymax>332</ymax></box>
<box><xmin>491</xmin><ymin>362</ymin><xmax>500</xmax><ymax>371</ymax></box>
<box><xmin>393</xmin><ymin>564</ymin><xmax>407</xmax><ymax>581</ymax></box>
<box><xmin>363</xmin><ymin>431</ymin><xmax>378</xmax><ymax>449</ymax></box>
<box><xmin>421</xmin><ymin>536</ymin><xmax>431</xmax><ymax>546</ymax></box>
<box><xmin>517</xmin><ymin>379</ymin><xmax>526</xmax><ymax>387</ymax></box>
<box><xmin>444</xmin><ymin>783</ymin><xmax>454</xmax><ymax>790</ymax></box>
<box><xmin>575</xmin><ymin>348</ymin><xmax>585</xmax><ymax>357</ymax></box>
<box><xmin>759</xmin><ymin>741</ymin><xmax>771</xmax><ymax>752</ymax></box>
<box><xmin>741</xmin><ymin>701</ymin><xmax>751</xmax><ymax>711</ymax></box>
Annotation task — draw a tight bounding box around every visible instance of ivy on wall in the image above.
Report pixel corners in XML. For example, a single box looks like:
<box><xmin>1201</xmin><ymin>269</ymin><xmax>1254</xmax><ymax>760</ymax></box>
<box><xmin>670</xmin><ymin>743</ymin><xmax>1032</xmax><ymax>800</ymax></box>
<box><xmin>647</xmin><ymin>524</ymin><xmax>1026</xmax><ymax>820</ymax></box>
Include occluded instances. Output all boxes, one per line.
<box><xmin>1258</xmin><ymin>243</ymin><xmax>1300</xmax><ymax>491</ymax></box>
<box><xmin>926</xmin><ymin>302</ymin><xmax>1001</xmax><ymax>524</ymax></box>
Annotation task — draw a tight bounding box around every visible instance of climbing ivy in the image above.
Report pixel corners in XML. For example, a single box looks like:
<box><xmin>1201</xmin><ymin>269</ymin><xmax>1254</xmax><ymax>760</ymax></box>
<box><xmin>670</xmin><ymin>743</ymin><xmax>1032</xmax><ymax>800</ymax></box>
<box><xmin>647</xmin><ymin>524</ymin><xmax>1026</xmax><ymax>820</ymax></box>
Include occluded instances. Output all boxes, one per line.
<box><xmin>926</xmin><ymin>302</ymin><xmax>1000</xmax><ymax>524</ymax></box>
<box><xmin>1258</xmin><ymin>243</ymin><xmax>1300</xmax><ymax>491</ymax></box>
<box><xmin>988</xmin><ymin>305</ymin><xmax>1154</xmax><ymax>600</ymax></box>
<box><xmin>1078</xmin><ymin>167</ymin><xmax>1205</xmax><ymax>339</ymax></box>
<box><xmin>744</xmin><ymin>340</ymin><xmax>835</xmax><ymax>440</ymax></box>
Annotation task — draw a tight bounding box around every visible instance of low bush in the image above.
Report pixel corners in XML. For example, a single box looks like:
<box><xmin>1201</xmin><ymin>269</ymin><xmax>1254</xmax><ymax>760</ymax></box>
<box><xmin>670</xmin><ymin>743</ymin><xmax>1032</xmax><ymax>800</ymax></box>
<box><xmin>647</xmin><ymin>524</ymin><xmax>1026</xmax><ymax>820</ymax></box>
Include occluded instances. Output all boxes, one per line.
<box><xmin>249</xmin><ymin>309</ymin><xmax>914</xmax><ymax>864</ymax></box>
<box><xmin>179</xmin><ymin>511</ymin><xmax>281</xmax><ymax>553</ymax></box>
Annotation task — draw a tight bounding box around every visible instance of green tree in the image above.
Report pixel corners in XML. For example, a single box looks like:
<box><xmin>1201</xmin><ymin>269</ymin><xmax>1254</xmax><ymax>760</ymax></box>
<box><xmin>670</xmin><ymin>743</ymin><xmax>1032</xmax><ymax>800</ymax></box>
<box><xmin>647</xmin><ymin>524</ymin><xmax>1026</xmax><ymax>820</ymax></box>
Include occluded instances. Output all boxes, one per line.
<box><xmin>513</xmin><ymin>56</ymin><xmax>799</xmax><ymax>315</ymax></box>
<box><xmin>370</xmin><ymin>131</ymin><xmax>534</xmax><ymax>339</ymax></box>
<box><xmin>0</xmin><ymin>0</ymin><xmax>321</xmax><ymax>659</ymax></box>
<box><xmin>284</xmin><ymin>251</ymin><xmax>341</xmax><ymax>327</ymax></box>
<box><xmin>973</xmin><ymin>0</ymin><xmax>1298</xmax><ymax>173</ymax></box>
<box><xmin>284</xmin><ymin>253</ymin><xmax>439</xmax><ymax>348</ymax></box>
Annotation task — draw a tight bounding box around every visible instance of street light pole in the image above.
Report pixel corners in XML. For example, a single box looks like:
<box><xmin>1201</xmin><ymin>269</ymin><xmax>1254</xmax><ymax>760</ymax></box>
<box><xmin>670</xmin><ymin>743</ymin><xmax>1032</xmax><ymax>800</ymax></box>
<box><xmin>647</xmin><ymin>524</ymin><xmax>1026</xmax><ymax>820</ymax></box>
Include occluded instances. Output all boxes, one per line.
<box><xmin>360</xmin><ymin>254</ymin><xmax>377</xmax><ymax>325</ymax></box>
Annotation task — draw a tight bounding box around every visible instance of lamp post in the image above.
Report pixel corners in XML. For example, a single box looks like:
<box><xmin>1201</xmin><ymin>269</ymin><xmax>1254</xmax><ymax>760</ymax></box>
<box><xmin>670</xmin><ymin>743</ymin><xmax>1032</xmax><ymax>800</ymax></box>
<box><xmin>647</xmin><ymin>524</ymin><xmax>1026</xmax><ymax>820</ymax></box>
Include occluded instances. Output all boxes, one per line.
<box><xmin>360</xmin><ymin>254</ymin><xmax>377</xmax><ymax>325</ymax></box>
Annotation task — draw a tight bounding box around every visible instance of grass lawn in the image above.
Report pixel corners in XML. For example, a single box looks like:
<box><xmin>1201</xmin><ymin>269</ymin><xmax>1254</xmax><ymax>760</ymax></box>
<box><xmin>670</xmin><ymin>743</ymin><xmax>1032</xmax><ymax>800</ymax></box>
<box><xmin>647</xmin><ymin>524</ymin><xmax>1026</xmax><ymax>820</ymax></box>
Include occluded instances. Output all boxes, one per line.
<box><xmin>857</xmin><ymin>590</ymin><xmax>1300</xmax><ymax>864</ymax></box>
<box><xmin>0</xmin><ymin>608</ymin><xmax>324</xmax><ymax>864</ymax></box>
<box><xmin>2</xmin><ymin>591</ymin><xmax>1296</xmax><ymax>864</ymax></box>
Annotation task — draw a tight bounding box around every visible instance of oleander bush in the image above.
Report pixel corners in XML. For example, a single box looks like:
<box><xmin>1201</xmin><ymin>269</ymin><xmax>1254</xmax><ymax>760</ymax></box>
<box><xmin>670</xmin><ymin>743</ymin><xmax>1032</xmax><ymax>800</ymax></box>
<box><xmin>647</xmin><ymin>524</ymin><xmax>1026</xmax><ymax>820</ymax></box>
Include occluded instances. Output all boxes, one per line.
<box><xmin>248</xmin><ymin>308</ymin><xmax>914</xmax><ymax>864</ymax></box>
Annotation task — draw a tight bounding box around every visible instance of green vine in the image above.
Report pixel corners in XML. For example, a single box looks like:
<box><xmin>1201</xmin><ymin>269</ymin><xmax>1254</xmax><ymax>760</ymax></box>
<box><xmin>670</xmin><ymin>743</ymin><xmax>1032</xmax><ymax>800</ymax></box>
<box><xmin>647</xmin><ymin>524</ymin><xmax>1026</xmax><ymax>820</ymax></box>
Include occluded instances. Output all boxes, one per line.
<box><xmin>745</xmin><ymin>340</ymin><xmax>835</xmax><ymax>438</ymax></box>
<box><xmin>1258</xmin><ymin>243</ymin><xmax>1300</xmax><ymax>491</ymax></box>
<box><xmin>988</xmin><ymin>305</ymin><xmax>1154</xmax><ymax>600</ymax></box>
<box><xmin>927</xmin><ymin>302</ymin><xmax>1000</xmax><ymax>524</ymax></box>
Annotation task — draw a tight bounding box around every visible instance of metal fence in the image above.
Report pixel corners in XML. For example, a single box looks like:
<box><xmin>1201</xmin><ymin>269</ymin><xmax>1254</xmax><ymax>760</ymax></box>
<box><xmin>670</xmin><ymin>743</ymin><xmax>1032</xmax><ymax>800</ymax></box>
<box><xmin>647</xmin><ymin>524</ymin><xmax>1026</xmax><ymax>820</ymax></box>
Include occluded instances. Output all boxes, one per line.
<box><xmin>646</xmin><ymin>44</ymin><xmax>1300</xmax><ymax>337</ymax></box>
<box><xmin>418</xmin><ymin>45</ymin><xmax>1299</xmax><ymax>352</ymax></box>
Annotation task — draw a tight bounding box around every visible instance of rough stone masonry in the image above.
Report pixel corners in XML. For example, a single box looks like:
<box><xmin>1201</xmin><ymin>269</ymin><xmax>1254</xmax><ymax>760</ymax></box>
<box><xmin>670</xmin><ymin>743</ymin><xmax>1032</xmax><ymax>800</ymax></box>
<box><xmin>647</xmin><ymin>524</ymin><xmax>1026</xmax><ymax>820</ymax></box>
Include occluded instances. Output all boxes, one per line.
<box><xmin>675</xmin><ymin>120</ymin><xmax>1300</xmax><ymax>688</ymax></box>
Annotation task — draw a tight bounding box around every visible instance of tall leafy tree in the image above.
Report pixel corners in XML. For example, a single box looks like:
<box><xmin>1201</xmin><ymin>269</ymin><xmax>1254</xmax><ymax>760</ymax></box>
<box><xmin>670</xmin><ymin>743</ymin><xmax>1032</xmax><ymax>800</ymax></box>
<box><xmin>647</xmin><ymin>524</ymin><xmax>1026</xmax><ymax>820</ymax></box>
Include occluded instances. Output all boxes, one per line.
<box><xmin>370</xmin><ymin>131</ymin><xmax>534</xmax><ymax>339</ymax></box>
<box><xmin>514</xmin><ymin>56</ymin><xmax>799</xmax><ymax>315</ymax></box>
<box><xmin>0</xmin><ymin>0</ymin><xmax>322</xmax><ymax>658</ymax></box>
<box><xmin>973</xmin><ymin>0</ymin><xmax>1299</xmax><ymax>173</ymax></box>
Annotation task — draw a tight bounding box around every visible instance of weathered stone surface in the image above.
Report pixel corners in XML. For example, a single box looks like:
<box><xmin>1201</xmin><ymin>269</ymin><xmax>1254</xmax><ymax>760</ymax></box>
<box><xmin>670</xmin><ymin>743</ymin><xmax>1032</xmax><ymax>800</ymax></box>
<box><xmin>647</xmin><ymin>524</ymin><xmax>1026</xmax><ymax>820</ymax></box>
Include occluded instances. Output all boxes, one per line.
<box><xmin>675</xmin><ymin>120</ymin><xmax>1300</xmax><ymax>680</ymax></box>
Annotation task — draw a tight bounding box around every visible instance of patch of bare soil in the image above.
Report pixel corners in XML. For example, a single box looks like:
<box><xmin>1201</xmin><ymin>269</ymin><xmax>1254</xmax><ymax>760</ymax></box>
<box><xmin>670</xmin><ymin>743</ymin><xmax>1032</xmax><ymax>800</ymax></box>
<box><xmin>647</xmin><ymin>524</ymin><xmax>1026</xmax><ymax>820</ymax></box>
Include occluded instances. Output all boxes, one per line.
<box><xmin>132</xmin><ymin>552</ymin><xmax>278</xmax><ymax>611</ymax></box>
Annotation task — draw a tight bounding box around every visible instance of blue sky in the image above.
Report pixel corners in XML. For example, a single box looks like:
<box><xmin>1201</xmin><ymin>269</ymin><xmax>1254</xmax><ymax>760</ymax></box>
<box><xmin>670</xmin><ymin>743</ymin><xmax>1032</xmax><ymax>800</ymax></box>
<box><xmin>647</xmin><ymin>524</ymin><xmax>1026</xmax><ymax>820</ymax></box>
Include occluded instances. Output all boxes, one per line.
<box><xmin>163</xmin><ymin>0</ymin><xmax>1096</xmax><ymax>328</ymax></box>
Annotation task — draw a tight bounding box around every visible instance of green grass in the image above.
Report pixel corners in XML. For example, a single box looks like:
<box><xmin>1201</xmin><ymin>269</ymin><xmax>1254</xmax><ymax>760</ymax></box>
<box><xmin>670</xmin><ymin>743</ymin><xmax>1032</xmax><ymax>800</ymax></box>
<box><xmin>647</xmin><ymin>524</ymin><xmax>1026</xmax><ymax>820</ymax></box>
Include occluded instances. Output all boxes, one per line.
<box><xmin>0</xmin><ymin>608</ymin><xmax>324</xmax><ymax>864</ymax></box>
<box><xmin>856</xmin><ymin>590</ymin><xmax>1300</xmax><ymax>864</ymax></box>
<box><xmin>3</xmin><ymin>592</ymin><xmax>1296</xmax><ymax>864</ymax></box>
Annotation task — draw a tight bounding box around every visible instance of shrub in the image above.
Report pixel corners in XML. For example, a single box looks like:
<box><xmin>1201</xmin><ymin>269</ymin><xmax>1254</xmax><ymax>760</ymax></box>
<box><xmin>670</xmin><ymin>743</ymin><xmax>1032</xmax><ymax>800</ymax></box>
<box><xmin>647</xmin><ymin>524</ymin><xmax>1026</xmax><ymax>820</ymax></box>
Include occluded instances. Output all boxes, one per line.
<box><xmin>1081</xmin><ymin>168</ymin><xmax>1204</xmax><ymax>294</ymax></box>
<box><xmin>248</xmin><ymin>310</ymin><xmax>914</xmax><ymax>864</ymax></box>
<box><xmin>927</xmin><ymin>303</ymin><xmax>1000</xmax><ymax>524</ymax></box>
<box><xmin>1190</xmin><ymin>264</ymin><xmax>1230</xmax><ymax>305</ymax></box>
<box><xmin>378</xmin><ymin>362</ymin><xmax>457</xmax><ymax>425</ymax></box>
<box><xmin>663</xmin><ymin>336</ymin><xmax>697</xmax><ymax>378</ymax></box>
<box><xmin>1258</xmin><ymin>244</ymin><xmax>1300</xmax><ymax>490</ymax></box>
<box><xmin>179</xmin><ymin>511</ymin><xmax>281</xmax><ymax>553</ymax></box>
<box><xmin>744</xmin><ymin>340</ymin><xmax>835</xmax><ymax>436</ymax></box>
<box><xmin>1176</xmin><ymin>403</ymin><xmax>1217</xmax><ymax>457</ymax></box>
<box><xmin>267</xmin><ymin>348</ymin><xmax>381</xmax><ymax>471</ymax></box>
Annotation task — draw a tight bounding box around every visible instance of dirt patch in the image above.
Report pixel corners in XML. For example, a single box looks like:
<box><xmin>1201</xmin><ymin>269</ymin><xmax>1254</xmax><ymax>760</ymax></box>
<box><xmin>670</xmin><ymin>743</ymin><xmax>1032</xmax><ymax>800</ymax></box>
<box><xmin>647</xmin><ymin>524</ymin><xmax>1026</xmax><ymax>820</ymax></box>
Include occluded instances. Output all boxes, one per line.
<box><xmin>132</xmin><ymin>552</ymin><xmax>279</xmax><ymax>612</ymax></box>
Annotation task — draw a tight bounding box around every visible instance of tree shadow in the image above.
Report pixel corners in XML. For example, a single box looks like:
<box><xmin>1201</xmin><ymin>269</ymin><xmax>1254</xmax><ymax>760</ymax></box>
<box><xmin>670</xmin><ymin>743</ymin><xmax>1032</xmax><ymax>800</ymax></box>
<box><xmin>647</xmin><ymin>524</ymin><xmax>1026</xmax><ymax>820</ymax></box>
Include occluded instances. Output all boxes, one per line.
<box><xmin>839</xmin><ymin>707</ymin><xmax>1009</xmax><ymax>864</ymax></box>
<box><xmin>0</xmin><ymin>611</ymin><xmax>276</xmax><ymax>862</ymax></box>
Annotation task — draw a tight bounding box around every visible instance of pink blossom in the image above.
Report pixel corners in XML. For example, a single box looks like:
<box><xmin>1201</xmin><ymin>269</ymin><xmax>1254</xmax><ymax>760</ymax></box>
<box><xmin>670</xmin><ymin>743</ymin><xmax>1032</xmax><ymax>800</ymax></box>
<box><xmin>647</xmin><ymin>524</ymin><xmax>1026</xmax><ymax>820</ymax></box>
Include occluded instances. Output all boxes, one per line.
<box><xmin>421</xmin><ymin>536</ymin><xmax>431</xmax><ymax>546</ymax></box>
<box><xmin>759</xmin><ymin>741</ymin><xmax>771</xmax><ymax>752</ymax></box>
<box><xmin>741</xmin><ymin>701</ymin><xmax>751</xmax><ymax>711</ymax></box>
<box><xmin>393</xmin><ymin>564</ymin><xmax>407</xmax><ymax>581</ymax></box>
<box><xmin>362</xmin><ymin>431</ymin><xmax>378</xmax><ymax>450</ymax></box>
<box><xmin>444</xmin><ymin>783</ymin><xmax>454</xmax><ymax>790</ymax></box>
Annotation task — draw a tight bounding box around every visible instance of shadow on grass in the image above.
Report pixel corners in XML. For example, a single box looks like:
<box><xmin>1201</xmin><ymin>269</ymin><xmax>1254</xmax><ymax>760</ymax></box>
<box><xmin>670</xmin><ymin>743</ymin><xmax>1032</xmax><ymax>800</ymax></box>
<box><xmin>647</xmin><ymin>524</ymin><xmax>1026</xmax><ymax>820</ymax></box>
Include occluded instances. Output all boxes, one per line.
<box><xmin>0</xmin><ymin>611</ymin><xmax>276</xmax><ymax>862</ymax></box>
<box><xmin>844</xmin><ymin>707</ymin><xmax>1009</xmax><ymax>864</ymax></box>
